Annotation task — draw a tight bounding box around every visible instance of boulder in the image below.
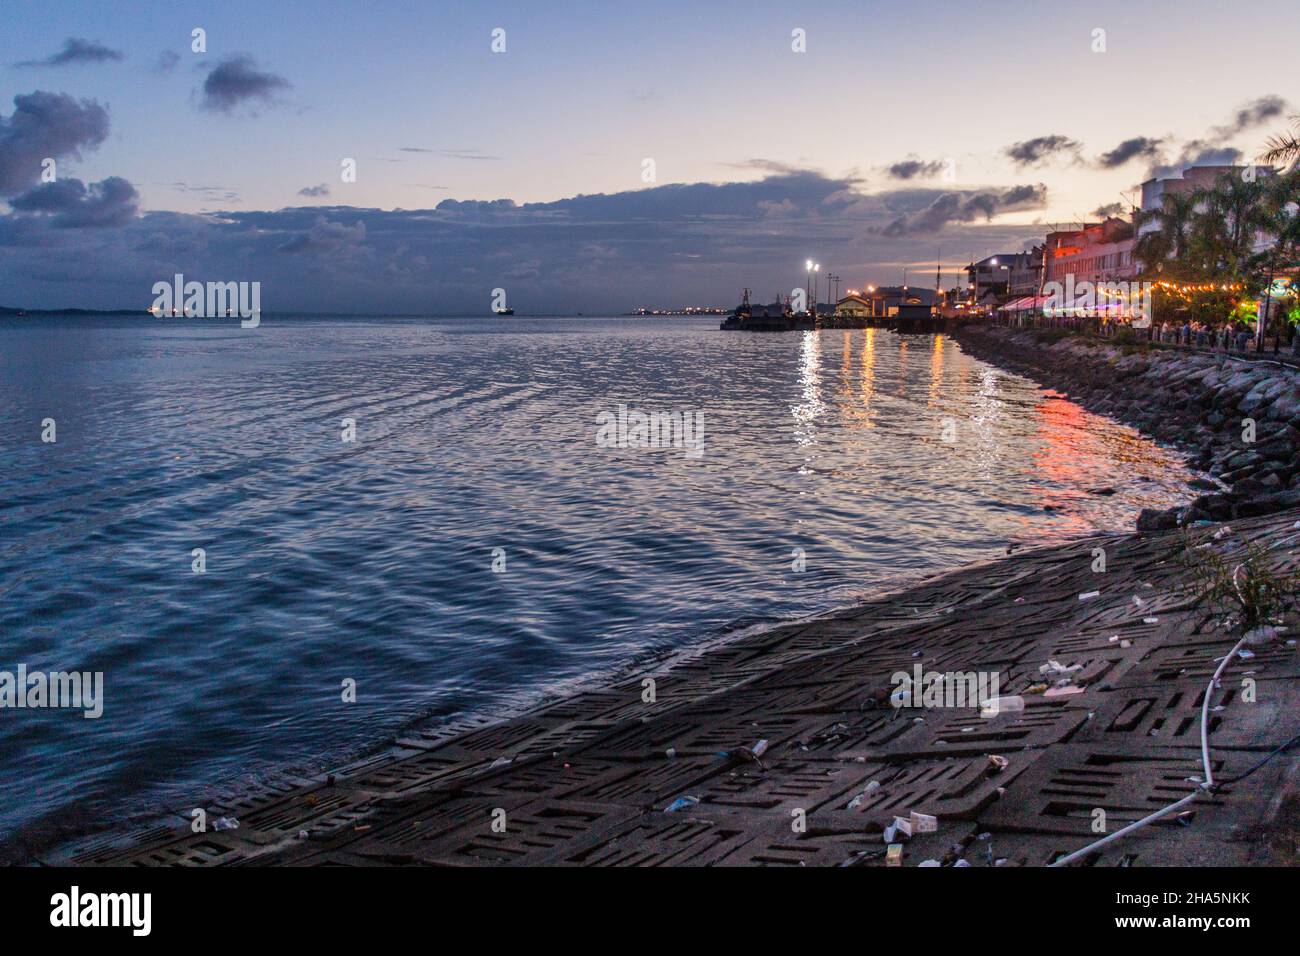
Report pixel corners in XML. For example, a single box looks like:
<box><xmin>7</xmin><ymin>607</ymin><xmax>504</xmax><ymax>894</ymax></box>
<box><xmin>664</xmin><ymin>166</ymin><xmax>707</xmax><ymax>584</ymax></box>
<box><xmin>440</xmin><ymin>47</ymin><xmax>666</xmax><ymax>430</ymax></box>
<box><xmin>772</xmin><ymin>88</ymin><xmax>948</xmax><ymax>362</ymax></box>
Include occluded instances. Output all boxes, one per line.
<box><xmin>1137</xmin><ymin>506</ymin><xmax>1181</xmax><ymax>532</ymax></box>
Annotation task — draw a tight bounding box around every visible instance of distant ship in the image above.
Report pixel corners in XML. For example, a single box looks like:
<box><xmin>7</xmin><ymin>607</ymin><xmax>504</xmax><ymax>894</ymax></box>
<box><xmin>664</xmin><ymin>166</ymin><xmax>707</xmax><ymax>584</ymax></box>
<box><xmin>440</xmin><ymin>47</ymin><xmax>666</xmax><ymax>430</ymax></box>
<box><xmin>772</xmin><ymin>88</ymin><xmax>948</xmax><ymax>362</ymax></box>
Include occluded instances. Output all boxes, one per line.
<box><xmin>494</xmin><ymin>307</ymin><xmax>515</xmax><ymax>316</ymax></box>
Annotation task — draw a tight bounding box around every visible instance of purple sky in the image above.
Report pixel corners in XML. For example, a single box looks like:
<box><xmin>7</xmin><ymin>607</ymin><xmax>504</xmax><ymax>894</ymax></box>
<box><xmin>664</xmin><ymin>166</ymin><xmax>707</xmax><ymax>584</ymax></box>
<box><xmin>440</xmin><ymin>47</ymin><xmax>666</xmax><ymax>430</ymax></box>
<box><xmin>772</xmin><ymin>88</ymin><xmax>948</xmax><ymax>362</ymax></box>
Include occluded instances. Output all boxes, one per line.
<box><xmin>2</xmin><ymin>0</ymin><xmax>1297</xmax><ymax>312</ymax></box>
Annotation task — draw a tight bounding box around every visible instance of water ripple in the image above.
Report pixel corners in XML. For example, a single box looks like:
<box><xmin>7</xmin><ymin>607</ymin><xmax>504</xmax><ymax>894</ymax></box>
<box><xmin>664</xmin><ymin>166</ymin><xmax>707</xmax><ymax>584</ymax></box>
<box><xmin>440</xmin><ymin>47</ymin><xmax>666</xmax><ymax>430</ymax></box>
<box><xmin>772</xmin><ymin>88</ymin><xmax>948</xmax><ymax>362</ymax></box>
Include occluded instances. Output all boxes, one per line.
<box><xmin>0</xmin><ymin>315</ymin><xmax>1194</xmax><ymax>844</ymax></box>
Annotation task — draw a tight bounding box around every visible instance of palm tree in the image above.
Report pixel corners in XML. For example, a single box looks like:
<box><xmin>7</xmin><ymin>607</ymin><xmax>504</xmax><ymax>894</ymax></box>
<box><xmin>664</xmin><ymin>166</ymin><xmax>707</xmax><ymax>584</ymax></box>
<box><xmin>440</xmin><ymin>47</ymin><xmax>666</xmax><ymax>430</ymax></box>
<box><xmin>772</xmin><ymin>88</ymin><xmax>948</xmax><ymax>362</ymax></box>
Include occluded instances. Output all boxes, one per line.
<box><xmin>1191</xmin><ymin>172</ymin><xmax>1270</xmax><ymax>282</ymax></box>
<box><xmin>1261</xmin><ymin>115</ymin><xmax>1300</xmax><ymax>172</ymax></box>
<box><xmin>1136</xmin><ymin>191</ymin><xmax>1198</xmax><ymax>276</ymax></box>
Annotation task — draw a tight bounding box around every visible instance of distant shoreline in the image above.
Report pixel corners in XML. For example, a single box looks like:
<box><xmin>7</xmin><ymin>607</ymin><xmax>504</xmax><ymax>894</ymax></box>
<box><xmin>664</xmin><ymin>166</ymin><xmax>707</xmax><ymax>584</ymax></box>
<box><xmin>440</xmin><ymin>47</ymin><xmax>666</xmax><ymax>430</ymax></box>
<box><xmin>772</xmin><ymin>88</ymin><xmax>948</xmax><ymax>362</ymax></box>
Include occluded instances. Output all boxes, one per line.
<box><xmin>0</xmin><ymin>307</ymin><xmax>676</xmax><ymax>319</ymax></box>
<box><xmin>0</xmin><ymin>306</ymin><xmax>149</xmax><ymax>317</ymax></box>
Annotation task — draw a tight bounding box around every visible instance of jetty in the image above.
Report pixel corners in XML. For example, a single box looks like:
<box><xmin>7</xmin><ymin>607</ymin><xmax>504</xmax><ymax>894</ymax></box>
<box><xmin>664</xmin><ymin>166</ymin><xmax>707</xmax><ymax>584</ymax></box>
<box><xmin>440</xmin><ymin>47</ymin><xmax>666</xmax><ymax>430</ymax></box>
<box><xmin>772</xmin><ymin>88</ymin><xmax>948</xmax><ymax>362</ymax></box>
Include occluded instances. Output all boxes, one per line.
<box><xmin>721</xmin><ymin>288</ymin><xmax>950</xmax><ymax>334</ymax></box>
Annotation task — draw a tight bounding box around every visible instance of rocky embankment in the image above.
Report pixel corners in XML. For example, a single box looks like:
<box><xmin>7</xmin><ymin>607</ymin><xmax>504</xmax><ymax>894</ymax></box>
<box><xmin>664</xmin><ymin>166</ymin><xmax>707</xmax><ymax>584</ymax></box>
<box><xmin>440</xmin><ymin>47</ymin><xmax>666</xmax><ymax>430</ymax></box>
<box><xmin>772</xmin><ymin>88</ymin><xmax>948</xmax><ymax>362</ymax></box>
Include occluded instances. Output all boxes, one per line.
<box><xmin>956</xmin><ymin>326</ymin><xmax>1300</xmax><ymax>530</ymax></box>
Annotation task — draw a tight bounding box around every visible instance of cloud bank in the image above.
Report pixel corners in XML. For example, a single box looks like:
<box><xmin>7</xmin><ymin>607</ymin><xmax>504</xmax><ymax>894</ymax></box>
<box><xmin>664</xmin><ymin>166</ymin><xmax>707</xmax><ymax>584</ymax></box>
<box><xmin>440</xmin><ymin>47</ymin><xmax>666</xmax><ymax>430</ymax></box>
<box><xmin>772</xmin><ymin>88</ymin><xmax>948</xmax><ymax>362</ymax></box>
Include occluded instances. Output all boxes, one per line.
<box><xmin>0</xmin><ymin>170</ymin><xmax>1049</xmax><ymax>312</ymax></box>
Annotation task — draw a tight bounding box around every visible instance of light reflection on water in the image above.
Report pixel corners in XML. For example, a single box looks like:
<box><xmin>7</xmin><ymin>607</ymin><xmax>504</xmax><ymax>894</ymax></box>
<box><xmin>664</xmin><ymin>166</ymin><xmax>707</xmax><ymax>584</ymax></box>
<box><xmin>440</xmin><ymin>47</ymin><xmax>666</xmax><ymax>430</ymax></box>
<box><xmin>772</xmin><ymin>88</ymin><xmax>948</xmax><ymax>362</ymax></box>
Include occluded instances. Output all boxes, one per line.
<box><xmin>0</xmin><ymin>315</ymin><xmax>1195</xmax><ymax>845</ymax></box>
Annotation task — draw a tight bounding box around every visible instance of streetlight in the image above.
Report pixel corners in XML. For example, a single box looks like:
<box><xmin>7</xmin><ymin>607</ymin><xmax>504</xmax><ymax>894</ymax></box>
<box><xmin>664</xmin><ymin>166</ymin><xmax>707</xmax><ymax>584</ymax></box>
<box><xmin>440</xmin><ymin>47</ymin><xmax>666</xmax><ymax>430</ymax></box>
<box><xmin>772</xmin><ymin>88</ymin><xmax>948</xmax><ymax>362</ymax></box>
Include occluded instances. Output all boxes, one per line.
<box><xmin>814</xmin><ymin>263</ymin><xmax>821</xmax><ymax>312</ymax></box>
<box><xmin>805</xmin><ymin>260</ymin><xmax>814</xmax><ymax>314</ymax></box>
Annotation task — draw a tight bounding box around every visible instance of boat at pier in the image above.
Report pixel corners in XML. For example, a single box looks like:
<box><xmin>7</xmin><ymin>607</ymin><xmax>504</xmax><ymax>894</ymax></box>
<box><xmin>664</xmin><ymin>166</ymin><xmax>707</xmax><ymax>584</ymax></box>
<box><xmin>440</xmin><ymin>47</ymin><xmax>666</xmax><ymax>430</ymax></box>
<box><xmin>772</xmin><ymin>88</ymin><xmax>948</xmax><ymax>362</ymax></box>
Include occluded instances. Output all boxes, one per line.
<box><xmin>720</xmin><ymin>289</ymin><xmax>813</xmax><ymax>331</ymax></box>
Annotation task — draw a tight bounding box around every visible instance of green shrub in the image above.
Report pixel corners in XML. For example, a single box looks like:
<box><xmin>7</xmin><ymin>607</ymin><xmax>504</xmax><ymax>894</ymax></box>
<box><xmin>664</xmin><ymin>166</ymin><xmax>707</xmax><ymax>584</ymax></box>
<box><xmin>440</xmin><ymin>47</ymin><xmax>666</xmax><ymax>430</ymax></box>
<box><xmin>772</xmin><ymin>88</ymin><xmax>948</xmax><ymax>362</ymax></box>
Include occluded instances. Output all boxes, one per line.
<box><xmin>1179</xmin><ymin>529</ymin><xmax>1299</xmax><ymax>631</ymax></box>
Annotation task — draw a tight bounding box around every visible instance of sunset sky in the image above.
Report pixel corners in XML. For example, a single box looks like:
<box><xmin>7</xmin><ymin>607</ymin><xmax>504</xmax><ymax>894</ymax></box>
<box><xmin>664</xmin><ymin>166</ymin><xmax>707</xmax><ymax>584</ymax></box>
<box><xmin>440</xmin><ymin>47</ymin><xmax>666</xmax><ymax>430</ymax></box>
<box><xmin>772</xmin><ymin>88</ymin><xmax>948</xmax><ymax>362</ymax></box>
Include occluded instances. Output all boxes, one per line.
<box><xmin>2</xmin><ymin>0</ymin><xmax>1297</xmax><ymax>312</ymax></box>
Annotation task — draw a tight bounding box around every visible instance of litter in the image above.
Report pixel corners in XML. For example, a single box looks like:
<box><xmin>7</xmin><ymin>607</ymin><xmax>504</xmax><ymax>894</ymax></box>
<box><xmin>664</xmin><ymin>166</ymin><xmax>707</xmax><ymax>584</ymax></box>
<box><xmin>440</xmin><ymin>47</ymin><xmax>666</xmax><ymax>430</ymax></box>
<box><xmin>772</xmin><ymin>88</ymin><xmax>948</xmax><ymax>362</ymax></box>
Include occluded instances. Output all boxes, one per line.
<box><xmin>1078</xmin><ymin>591</ymin><xmax>1100</xmax><ymax>600</ymax></box>
<box><xmin>1143</xmin><ymin>617</ymin><xmax>1159</xmax><ymax>624</ymax></box>
<box><xmin>664</xmin><ymin>795</ymin><xmax>699</xmax><ymax>813</ymax></box>
<box><xmin>1040</xmin><ymin>660</ymin><xmax>1082</xmax><ymax>676</ymax></box>
<box><xmin>721</xmin><ymin>740</ymin><xmax>769</xmax><ymax>767</ymax></box>
<box><xmin>987</xmin><ymin>754</ymin><xmax>1010</xmax><ymax>773</ymax></box>
<box><xmin>918</xmin><ymin>859</ymin><xmax>941</xmax><ymax>867</ymax></box>
<box><xmin>954</xmin><ymin>859</ymin><xmax>971</xmax><ymax>868</ymax></box>
<box><xmin>213</xmin><ymin>816</ymin><xmax>239</xmax><ymax>831</ymax></box>
<box><xmin>847</xmin><ymin>780</ymin><xmax>880</xmax><ymax>810</ymax></box>
<box><xmin>665</xmin><ymin>748</ymin><xmax>676</xmax><ymax>758</ymax></box>
<box><xmin>980</xmin><ymin>695</ymin><xmax>1025</xmax><ymax>718</ymax></box>
<box><xmin>1044</xmin><ymin>685</ymin><xmax>1085</xmax><ymax>698</ymax></box>
<box><xmin>886</xmin><ymin>844</ymin><xmax>904</xmax><ymax>867</ymax></box>
<box><xmin>891</xmin><ymin>815</ymin><xmax>914</xmax><ymax>838</ymax></box>
<box><xmin>910</xmin><ymin>811</ymin><xmax>938</xmax><ymax>833</ymax></box>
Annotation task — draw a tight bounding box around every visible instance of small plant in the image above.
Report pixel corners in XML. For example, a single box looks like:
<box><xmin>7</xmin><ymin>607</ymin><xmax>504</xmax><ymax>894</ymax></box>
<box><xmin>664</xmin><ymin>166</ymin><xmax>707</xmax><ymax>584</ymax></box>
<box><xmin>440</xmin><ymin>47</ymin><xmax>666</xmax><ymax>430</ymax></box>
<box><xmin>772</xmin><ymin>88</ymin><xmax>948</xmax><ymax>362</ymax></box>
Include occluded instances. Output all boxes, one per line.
<box><xmin>1179</xmin><ymin>529</ymin><xmax>1299</xmax><ymax>630</ymax></box>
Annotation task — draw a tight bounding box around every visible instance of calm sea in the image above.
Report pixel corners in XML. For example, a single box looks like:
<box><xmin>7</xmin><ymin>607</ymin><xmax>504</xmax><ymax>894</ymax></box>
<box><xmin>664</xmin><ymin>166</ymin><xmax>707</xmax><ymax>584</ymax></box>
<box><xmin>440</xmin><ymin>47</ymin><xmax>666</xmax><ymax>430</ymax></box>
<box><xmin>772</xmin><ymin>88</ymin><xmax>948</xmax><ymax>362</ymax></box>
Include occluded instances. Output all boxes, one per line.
<box><xmin>0</xmin><ymin>314</ymin><xmax>1193</xmax><ymax>850</ymax></box>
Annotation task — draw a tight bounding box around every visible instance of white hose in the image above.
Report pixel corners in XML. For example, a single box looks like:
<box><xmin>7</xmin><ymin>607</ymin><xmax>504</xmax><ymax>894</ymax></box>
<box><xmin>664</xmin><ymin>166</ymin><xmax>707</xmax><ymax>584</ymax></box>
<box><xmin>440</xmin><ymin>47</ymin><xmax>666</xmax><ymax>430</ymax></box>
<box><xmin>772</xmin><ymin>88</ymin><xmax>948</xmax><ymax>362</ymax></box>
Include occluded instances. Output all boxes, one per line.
<box><xmin>1049</xmin><ymin>565</ymin><xmax>1250</xmax><ymax>867</ymax></box>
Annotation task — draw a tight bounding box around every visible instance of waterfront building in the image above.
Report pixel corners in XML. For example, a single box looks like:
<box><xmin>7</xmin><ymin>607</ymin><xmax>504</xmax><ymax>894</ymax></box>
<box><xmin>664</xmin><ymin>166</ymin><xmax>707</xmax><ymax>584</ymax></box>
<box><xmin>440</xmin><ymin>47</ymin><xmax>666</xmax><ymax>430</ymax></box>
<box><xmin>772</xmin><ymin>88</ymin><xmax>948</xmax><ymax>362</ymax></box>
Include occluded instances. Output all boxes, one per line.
<box><xmin>1043</xmin><ymin>218</ymin><xmax>1137</xmax><ymax>287</ymax></box>
<box><xmin>834</xmin><ymin>293</ymin><xmax>873</xmax><ymax>318</ymax></box>
<box><xmin>1007</xmin><ymin>247</ymin><xmax>1045</xmax><ymax>296</ymax></box>
<box><xmin>966</xmin><ymin>255</ymin><xmax>1018</xmax><ymax>300</ymax></box>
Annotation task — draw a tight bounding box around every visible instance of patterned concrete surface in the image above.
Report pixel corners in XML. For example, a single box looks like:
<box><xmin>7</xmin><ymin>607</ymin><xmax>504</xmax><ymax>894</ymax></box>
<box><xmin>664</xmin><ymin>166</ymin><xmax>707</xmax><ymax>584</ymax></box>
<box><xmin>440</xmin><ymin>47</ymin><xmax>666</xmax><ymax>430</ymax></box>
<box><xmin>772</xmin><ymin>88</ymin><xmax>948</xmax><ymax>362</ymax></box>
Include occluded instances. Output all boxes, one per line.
<box><xmin>66</xmin><ymin>509</ymin><xmax>1300</xmax><ymax>866</ymax></box>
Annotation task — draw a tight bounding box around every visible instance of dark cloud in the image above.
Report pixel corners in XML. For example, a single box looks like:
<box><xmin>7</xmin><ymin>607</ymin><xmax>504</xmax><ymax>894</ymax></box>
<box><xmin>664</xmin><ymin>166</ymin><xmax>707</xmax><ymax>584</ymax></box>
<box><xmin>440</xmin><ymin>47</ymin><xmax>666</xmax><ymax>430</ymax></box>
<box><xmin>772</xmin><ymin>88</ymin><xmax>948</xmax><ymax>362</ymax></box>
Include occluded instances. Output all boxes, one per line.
<box><xmin>200</xmin><ymin>56</ymin><xmax>291</xmax><ymax>113</ymax></box>
<box><xmin>1096</xmin><ymin>137</ymin><xmax>1164</xmax><ymax>168</ymax></box>
<box><xmin>884</xmin><ymin>157</ymin><xmax>947</xmax><ymax>180</ymax></box>
<box><xmin>877</xmin><ymin>184</ymin><xmax>1048</xmax><ymax>236</ymax></box>
<box><xmin>297</xmin><ymin>184</ymin><xmax>331</xmax><ymax>197</ymax></box>
<box><xmin>8</xmin><ymin>176</ymin><xmax>139</xmax><ymax>228</ymax></box>
<box><xmin>1092</xmin><ymin>202</ymin><xmax>1125</xmax><ymax>218</ymax></box>
<box><xmin>1145</xmin><ymin>97</ymin><xmax>1290</xmax><ymax>178</ymax></box>
<box><xmin>16</xmin><ymin>38</ymin><xmax>124</xmax><ymax>68</ymax></box>
<box><xmin>1209</xmin><ymin>95</ymin><xmax>1289</xmax><ymax>139</ymax></box>
<box><xmin>1150</xmin><ymin>140</ymin><xmax>1245</xmax><ymax>178</ymax></box>
<box><xmin>1005</xmin><ymin>135</ymin><xmax>1081</xmax><ymax>167</ymax></box>
<box><xmin>0</xmin><ymin>172</ymin><xmax>1048</xmax><ymax>312</ymax></box>
<box><xmin>1182</xmin><ymin>144</ymin><xmax>1244</xmax><ymax>166</ymax></box>
<box><xmin>0</xmin><ymin>91</ymin><xmax>111</xmax><ymax>196</ymax></box>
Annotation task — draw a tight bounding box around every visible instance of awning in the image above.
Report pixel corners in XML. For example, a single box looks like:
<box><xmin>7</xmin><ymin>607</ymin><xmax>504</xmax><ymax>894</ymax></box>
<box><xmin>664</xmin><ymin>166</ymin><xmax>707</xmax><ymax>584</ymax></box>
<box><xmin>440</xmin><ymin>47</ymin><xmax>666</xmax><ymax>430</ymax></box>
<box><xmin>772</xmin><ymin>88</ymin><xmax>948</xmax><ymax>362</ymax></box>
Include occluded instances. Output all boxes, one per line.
<box><xmin>999</xmin><ymin>295</ymin><xmax>1044</xmax><ymax>312</ymax></box>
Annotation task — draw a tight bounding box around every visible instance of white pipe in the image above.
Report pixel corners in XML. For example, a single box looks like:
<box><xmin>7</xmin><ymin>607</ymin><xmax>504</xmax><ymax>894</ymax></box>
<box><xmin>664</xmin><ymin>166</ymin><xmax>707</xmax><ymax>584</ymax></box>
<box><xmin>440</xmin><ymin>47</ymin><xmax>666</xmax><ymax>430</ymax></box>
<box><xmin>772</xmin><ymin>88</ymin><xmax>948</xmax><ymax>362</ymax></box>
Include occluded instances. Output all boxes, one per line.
<box><xmin>1049</xmin><ymin>566</ymin><xmax>1250</xmax><ymax>867</ymax></box>
<box><xmin>1049</xmin><ymin>792</ymin><xmax>1201</xmax><ymax>867</ymax></box>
